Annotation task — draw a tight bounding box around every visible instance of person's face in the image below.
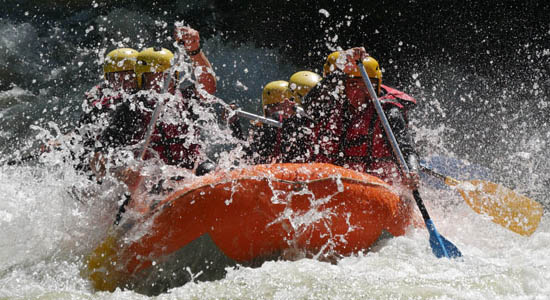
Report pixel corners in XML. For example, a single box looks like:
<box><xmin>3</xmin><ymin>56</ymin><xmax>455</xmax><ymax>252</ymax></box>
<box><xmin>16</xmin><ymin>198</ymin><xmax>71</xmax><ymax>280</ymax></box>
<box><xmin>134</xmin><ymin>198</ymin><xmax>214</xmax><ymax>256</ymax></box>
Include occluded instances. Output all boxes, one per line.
<box><xmin>142</xmin><ymin>72</ymin><xmax>176</xmax><ymax>93</ymax></box>
<box><xmin>106</xmin><ymin>70</ymin><xmax>137</xmax><ymax>92</ymax></box>
<box><xmin>142</xmin><ymin>72</ymin><xmax>165</xmax><ymax>92</ymax></box>
<box><xmin>264</xmin><ymin>98</ymin><xmax>296</xmax><ymax>119</ymax></box>
<box><xmin>344</xmin><ymin>77</ymin><xmax>379</xmax><ymax>110</ymax></box>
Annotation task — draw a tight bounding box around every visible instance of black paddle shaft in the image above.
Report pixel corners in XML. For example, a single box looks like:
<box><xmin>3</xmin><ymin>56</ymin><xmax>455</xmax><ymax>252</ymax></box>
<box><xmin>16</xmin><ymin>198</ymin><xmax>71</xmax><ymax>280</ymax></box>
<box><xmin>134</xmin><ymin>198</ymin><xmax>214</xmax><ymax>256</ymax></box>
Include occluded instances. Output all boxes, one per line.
<box><xmin>413</xmin><ymin>189</ymin><xmax>431</xmax><ymax>221</ymax></box>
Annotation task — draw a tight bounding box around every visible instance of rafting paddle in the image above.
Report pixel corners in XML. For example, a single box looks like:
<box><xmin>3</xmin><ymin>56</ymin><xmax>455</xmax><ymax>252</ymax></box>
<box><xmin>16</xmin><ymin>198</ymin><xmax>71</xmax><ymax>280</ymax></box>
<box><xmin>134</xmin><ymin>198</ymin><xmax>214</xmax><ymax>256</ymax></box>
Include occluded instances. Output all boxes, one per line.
<box><xmin>214</xmin><ymin>95</ymin><xmax>311</xmax><ymax>128</ymax></box>
<box><xmin>225</xmin><ymin>93</ymin><xmax>543</xmax><ymax>238</ymax></box>
<box><xmin>420</xmin><ymin>163</ymin><xmax>543</xmax><ymax>236</ymax></box>
<box><xmin>234</xmin><ymin>109</ymin><xmax>283</xmax><ymax>128</ymax></box>
<box><xmin>357</xmin><ymin>61</ymin><xmax>462</xmax><ymax>258</ymax></box>
<box><xmin>84</xmin><ymin>42</ymin><xmax>185</xmax><ymax>291</ymax></box>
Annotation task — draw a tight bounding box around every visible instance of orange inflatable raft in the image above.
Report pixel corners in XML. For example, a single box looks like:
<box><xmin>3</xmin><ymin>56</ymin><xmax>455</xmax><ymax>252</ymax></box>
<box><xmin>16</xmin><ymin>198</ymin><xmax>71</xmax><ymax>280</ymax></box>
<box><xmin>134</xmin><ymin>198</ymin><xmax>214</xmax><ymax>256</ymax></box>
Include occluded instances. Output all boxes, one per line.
<box><xmin>85</xmin><ymin>163</ymin><xmax>413</xmax><ymax>292</ymax></box>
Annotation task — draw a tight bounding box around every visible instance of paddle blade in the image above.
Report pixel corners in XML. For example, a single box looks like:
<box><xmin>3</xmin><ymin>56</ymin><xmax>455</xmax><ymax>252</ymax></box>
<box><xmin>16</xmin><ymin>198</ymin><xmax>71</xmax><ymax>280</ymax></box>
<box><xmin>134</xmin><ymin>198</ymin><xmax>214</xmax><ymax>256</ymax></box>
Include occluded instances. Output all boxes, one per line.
<box><xmin>456</xmin><ymin>180</ymin><xmax>543</xmax><ymax>236</ymax></box>
<box><xmin>425</xmin><ymin>219</ymin><xmax>462</xmax><ymax>258</ymax></box>
<box><xmin>81</xmin><ymin>235</ymin><xmax>123</xmax><ymax>292</ymax></box>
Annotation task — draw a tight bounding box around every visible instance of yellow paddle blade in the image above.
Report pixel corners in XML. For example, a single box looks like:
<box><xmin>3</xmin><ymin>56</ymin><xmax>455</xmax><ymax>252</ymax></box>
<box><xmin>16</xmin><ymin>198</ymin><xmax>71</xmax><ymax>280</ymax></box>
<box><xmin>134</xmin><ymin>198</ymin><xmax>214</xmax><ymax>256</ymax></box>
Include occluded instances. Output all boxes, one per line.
<box><xmin>445</xmin><ymin>177</ymin><xmax>544</xmax><ymax>236</ymax></box>
<box><xmin>81</xmin><ymin>234</ymin><xmax>124</xmax><ymax>292</ymax></box>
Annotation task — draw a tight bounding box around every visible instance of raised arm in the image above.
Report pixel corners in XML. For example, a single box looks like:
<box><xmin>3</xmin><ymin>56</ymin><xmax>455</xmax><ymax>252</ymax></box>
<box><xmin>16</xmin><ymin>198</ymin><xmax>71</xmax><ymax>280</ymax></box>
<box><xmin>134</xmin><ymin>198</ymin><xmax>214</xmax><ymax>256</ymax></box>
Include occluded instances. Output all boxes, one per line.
<box><xmin>386</xmin><ymin>106</ymin><xmax>420</xmax><ymax>188</ymax></box>
<box><xmin>174</xmin><ymin>26</ymin><xmax>217</xmax><ymax>97</ymax></box>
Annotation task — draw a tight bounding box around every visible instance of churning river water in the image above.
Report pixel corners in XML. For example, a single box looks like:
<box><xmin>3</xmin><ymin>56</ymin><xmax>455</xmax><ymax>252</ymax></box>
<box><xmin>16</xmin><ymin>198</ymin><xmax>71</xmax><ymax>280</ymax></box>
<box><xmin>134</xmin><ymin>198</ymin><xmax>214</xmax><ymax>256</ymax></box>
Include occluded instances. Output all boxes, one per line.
<box><xmin>1</xmin><ymin>2</ymin><xmax>549</xmax><ymax>299</ymax></box>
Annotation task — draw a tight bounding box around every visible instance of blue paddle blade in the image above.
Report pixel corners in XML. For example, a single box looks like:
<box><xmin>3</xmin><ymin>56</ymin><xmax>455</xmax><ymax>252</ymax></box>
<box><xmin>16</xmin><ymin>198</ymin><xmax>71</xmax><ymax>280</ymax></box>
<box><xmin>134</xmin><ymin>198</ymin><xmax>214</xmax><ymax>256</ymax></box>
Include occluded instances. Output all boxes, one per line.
<box><xmin>425</xmin><ymin>219</ymin><xmax>462</xmax><ymax>258</ymax></box>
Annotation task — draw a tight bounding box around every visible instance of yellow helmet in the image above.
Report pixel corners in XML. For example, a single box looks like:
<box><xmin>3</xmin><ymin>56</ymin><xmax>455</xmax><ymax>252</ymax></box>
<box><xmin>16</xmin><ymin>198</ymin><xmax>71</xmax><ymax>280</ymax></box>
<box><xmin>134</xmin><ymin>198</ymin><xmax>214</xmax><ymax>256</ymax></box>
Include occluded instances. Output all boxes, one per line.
<box><xmin>323</xmin><ymin>51</ymin><xmax>382</xmax><ymax>94</ymax></box>
<box><xmin>103</xmin><ymin>48</ymin><xmax>138</xmax><ymax>79</ymax></box>
<box><xmin>135</xmin><ymin>47</ymin><xmax>174</xmax><ymax>89</ymax></box>
<box><xmin>322</xmin><ymin>51</ymin><xmax>340</xmax><ymax>77</ymax></box>
<box><xmin>288</xmin><ymin>71</ymin><xmax>322</xmax><ymax>104</ymax></box>
<box><xmin>261</xmin><ymin>80</ymin><xmax>292</xmax><ymax>115</ymax></box>
<box><xmin>361</xmin><ymin>57</ymin><xmax>382</xmax><ymax>81</ymax></box>
<box><xmin>323</xmin><ymin>51</ymin><xmax>382</xmax><ymax>80</ymax></box>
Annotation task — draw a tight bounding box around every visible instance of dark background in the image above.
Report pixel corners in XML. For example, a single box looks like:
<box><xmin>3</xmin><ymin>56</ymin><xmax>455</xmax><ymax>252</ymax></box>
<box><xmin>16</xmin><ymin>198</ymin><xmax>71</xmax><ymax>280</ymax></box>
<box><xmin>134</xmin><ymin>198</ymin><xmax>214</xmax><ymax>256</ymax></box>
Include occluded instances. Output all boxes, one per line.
<box><xmin>2</xmin><ymin>0</ymin><xmax>550</xmax><ymax>200</ymax></box>
<box><xmin>5</xmin><ymin>0</ymin><xmax>549</xmax><ymax>77</ymax></box>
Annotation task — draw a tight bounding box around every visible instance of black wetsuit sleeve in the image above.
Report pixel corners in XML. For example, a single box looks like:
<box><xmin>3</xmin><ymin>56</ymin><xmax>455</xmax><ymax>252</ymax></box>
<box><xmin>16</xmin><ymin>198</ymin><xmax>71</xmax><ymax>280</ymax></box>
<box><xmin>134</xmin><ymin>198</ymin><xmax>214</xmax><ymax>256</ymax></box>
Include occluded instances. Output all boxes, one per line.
<box><xmin>78</xmin><ymin>109</ymin><xmax>94</xmax><ymax>126</ymax></box>
<box><xmin>280</xmin><ymin>115</ymin><xmax>314</xmax><ymax>163</ymax></box>
<box><xmin>229</xmin><ymin>119</ymin><xmax>246</xmax><ymax>141</ymax></box>
<box><xmin>97</xmin><ymin>101</ymin><xmax>146</xmax><ymax>151</ymax></box>
<box><xmin>248</xmin><ymin>125</ymin><xmax>278</xmax><ymax>164</ymax></box>
<box><xmin>386</xmin><ymin>107</ymin><xmax>419</xmax><ymax>172</ymax></box>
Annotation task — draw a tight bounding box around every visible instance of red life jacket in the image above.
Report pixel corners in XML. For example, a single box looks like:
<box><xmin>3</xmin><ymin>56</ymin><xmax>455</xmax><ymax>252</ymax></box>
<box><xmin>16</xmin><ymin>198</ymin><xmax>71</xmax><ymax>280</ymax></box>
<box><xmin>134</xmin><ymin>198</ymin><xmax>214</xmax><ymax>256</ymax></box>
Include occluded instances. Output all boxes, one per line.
<box><xmin>139</xmin><ymin>89</ymin><xmax>201</xmax><ymax>169</ymax></box>
<box><xmin>90</xmin><ymin>94</ymin><xmax>121</xmax><ymax>109</ymax></box>
<box><xmin>84</xmin><ymin>84</ymin><xmax>105</xmax><ymax>106</ymax></box>
<box><xmin>83</xmin><ymin>83</ymin><xmax>125</xmax><ymax>124</ymax></box>
<box><xmin>311</xmin><ymin>84</ymin><xmax>416</xmax><ymax>180</ymax></box>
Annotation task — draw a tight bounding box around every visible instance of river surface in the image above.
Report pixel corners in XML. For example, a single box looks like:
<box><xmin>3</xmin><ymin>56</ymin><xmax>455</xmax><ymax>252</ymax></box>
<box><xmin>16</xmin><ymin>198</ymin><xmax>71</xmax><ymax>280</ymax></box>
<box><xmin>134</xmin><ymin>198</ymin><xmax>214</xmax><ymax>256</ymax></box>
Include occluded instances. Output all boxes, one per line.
<box><xmin>1</xmin><ymin>2</ymin><xmax>549</xmax><ymax>299</ymax></box>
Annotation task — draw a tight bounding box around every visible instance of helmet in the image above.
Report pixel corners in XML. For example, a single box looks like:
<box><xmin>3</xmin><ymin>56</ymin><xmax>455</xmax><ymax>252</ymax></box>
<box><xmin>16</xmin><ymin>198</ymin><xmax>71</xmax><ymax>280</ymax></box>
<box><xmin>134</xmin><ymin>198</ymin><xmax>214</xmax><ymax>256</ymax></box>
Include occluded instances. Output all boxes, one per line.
<box><xmin>323</xmin><ymin>51</ymin><xmax>382</xmax><ymax>94</ymax></box>
<box><xmin>262</xmin><ymin>80</ymin><xmax>292</xmax><ymax>106</ymax></box>
<box><xmin>261</xmin><ymin>80</ymin><xmax>292</xmax><ymax>115</ymax></box>
<box><xmin>135</xmin><ymin>47</ymin><xmax>175</xmax><ymax>89</ymax></box>
<box><xmin>288</xmin><ymin>71</ymin><xmax>322</xmax><ymax>104</ymax></box>
<box><xmin>323</xmin><ymin>51</ymin><xmax>382</xmax><ymax>80</ymax></box>
<box><xmin>322</xmin><ymin>51</ymin><xmax>341</xmax><ymax>77</ymax></box>
<box><xmin>195</xmin><ymin>161</ymin><xmax>216</xmax><ymax>176</ymax></box>
<box><xmin>103</xmin><ymin>48</ymin><xmax>138</xmax><ymax>79</ymax></box>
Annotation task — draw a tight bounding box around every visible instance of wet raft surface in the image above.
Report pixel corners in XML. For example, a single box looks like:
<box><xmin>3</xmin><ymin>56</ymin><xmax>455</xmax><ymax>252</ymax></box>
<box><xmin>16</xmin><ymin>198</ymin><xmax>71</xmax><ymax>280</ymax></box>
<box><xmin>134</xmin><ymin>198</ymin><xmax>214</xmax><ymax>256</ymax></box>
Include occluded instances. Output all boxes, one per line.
<box><xmin>87</xmin><ymin>163</ymin><xmax>412</xmax><ymax>294</ymax></box>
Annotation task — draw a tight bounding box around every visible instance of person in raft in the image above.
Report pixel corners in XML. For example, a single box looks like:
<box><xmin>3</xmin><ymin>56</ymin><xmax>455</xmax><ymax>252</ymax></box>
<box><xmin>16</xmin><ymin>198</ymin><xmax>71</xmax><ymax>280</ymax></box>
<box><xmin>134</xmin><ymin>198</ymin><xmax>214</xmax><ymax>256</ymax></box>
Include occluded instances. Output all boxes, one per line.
<box><xmin>226</xmin><ymin>71</ymin><xmax>322</xmax><ymax>164</ymax></box>
<box><xmin>34</xmin><ymin>48</ymin><xmax>141</xmax><ymax>172</ymax></box>
<box><xmin>286</xmin><ymin>47</ymin><xmax>420</xmax><ymax>189</ymax></box>
<box><xmin>75</xmin><ymin>48</ymin><xmax>140</xmax><ymax>161</ymax></box>
<box><xmin>90</xmin><ymin>26</ymin><xmax>217</xmax><ymax>180</ymax></box>
<box><xmin>80</xmin><ymin>48</ymin><xmax>140</xmax><ymax>127</ymax></box>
